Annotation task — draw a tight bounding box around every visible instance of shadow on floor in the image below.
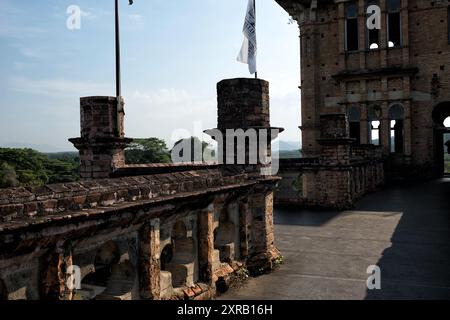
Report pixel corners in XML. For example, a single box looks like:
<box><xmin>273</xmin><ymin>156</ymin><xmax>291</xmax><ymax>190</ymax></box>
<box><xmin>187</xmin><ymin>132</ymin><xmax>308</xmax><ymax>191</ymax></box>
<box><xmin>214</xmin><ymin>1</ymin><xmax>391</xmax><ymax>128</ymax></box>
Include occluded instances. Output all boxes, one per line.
<box><xmin>274</xmin><ymin>207</ymin><xmax>340</xmax><ymax>227</ymax></box>
<box><xmin>359</xmin><ymin>178</ymin><xmax>450</xmax><ymax>299</ymax></box>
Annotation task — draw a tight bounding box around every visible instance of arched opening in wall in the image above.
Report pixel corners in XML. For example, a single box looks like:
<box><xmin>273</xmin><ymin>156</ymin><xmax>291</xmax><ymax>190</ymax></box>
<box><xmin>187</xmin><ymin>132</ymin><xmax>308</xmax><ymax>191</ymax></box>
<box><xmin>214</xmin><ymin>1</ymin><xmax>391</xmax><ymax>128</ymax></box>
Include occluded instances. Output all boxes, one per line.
<box><xmin>445</xmin><ymin>117</ymin><xmax>450</xmax><ymax>174</ymax></box>
<box><xmin>366</xmin><ymin>0</ymin><xmax>380</xmax><ymax>50</ymax></box>
<box><xmin>345</xmin><ymin>2</ymin><xmax>359</xmax><ymax>51</ymax></box>
<box><xmin>433</xmin><ymin>102</ymin><xmax>450</xmax><ymax>175</ymax></box>
<box><xmin>161</xmin><ymin>244</ymin><xmax>173</xmax><ymax>271</ymax></box>
<box><xmin>214</xmin><ymin>209</ymin><xmax>237</xmax><ymax>264</ymax></box>
<box><xmin>387</xmin><ymin>0</ymin><xmax>401</xmax><ymax>47</ymax></box>
<box><xmin>79</xmin><ymin>241</ymin><xmax>135</xmax><ymax>300</ymax></box>
<box><xmin>389</xmin><ymin>104</ymin><xmax>404</xmax><ymax>153</ymax></box>
<box><xmin>164</xmin><ymin>221</ymin><xmax>196</xmax><ymax>288</ymax></box>
<box><xmin>348</xmin><ymin>106</ymin><xmax>361</xmax><ymax>144</ymax></box>
<box><xmin>368</xmin><ymin>105</ymin><xmax>382</xmax><ymax>146</ymax></box>
<box><xmin>0</xmin><ymin>279</ymin><xmax>7</xmax><ymax>300</ymax></box>
<box><xmin>159</xmin><ymin>243</ymin><xmax>174</xmax><ymax>299</ymax></box>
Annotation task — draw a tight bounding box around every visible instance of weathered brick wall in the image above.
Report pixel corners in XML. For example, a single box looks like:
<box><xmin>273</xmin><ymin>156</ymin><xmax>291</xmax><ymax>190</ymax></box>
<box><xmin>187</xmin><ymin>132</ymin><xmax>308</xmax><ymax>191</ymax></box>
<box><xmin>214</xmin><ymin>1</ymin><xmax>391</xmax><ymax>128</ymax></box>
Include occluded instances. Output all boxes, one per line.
<box><xmin>207</xmin><ymin>78</ymin><xmax>282</xmax><ymax>176</ymax></box>
<box><xmin>275</xmin><ymin>114</ymin><xmax>385</xmax><ymax>209</ymax></box>
<box><xmin>217</xmin><ymin>78</ymin><xmax>270</xmax><ymax>129</ymax></box>
<box><xmin>0</xmin><ymin>169</ymin><xmax>248</xmax><ymax>223</ymax></box>
<box><xmin>0</xmin><ymin>170</ymin><xmax>280</xmax><ymax>300</ymax></box>
<box><xmin>0</xmin><ymin>77</ymin><xmax>282</xmax><ymax>300</ymax></box>
<box><xmin>275</xmin><ymin>0</ymin><xmax>450</xmax><ymax>178</ymax></box>
<box><xmin>70</xmin><ymin>96</ymin><xmax>131</xmax><ymax>179</ymax></box>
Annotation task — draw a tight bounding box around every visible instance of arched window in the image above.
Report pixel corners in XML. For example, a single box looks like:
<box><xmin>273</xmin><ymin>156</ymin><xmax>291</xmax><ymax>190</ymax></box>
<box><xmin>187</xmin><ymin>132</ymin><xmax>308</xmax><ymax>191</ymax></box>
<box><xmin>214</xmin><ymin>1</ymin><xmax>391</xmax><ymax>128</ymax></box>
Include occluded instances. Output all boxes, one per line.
<box><xmin>366</xmin><ymin>0</ymin><xmax>380</xmax><ymax>49</ymax></box>
<box><xmin>348</xmin><ymin>106</ymin><xmax>361</xmax><ymax>144</ymax></box>
<box><xmin>214</xmin><ymin>209</ymin><xmax>237</xmax><ymax>263</ymax></box>
<box><xmin>368</xmin><ymin>105</ymin><xmax>382</xmax><ymax>146</ymax></box>
<box><xmin>78</xmin><ymin>241</ymin><xmax>136</xmax><ymax>300</ymax></box>
<box><xmin>345</xmin><ymin>3</ymin><xmax>359</xmax><ymax>51</ymax></box>
<box><xmin>387</xmin><ymin>0</ymin><xmax>401</xmax><ymax>47</ymax></box>
<box><xmin>163</xmin><ymin>221</ymin><xmax>196</xmax><ymax>288</ymax></box>
<box><xmin>389</xmin><ymin>104</ymin><xmax>404</xmax><ymax>153</ymax></box>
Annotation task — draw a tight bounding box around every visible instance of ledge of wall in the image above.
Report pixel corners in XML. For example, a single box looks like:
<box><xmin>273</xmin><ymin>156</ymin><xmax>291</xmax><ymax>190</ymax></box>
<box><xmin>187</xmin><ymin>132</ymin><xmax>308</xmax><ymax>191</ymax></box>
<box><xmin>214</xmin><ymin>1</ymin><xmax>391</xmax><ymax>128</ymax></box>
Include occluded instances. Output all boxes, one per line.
<box><xmin>0</xmin><ymin>169</ymin><xmax>253</xmax><ymax>225</ymax></box>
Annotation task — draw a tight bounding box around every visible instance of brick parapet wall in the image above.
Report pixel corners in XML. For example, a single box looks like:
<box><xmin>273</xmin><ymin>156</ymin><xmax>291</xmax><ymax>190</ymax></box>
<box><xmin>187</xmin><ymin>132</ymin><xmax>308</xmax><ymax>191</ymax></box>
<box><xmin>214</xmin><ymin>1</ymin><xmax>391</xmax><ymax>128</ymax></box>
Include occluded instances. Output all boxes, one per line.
<box><xmin>276</xmin><ymin>146</ymin><xmax>385</xmax><ymax>208</ymax></box>
<box><xmin>0</xmin><ymin>169</ymin><xmax>253</xmax><ymax>223</ymax></box>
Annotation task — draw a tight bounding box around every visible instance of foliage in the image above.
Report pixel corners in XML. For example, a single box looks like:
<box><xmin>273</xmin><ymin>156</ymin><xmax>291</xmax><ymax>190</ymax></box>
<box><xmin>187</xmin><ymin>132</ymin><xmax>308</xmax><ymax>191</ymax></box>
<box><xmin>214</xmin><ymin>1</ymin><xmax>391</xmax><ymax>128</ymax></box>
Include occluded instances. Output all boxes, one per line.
<box><xmin>44</xmin><ymin>155</ymin><xmax>80</xmax><ymax>184</ymax></box>
<box><xmin>0</xmin><ymin>162</ymin><xmax>19</xmax><ymax>188</ymax></box>
<box><xmin>278</xmin><ymin>149</ymin><xmax>302</xmax><ymax>159</ymax></box>
<box><xmin>171</xmin><ymin>137</ymin><xmax>215</xmax><ymax>162</ymax></box>
<box><xmin>125</xmin><ymin>138</ymin><xmax>171</xmax><ymax>164</ymax></box>
<box><xmin>0</xmin><ymin>148</ymin><xmax>79</xmax><ymax>188</ymax></box>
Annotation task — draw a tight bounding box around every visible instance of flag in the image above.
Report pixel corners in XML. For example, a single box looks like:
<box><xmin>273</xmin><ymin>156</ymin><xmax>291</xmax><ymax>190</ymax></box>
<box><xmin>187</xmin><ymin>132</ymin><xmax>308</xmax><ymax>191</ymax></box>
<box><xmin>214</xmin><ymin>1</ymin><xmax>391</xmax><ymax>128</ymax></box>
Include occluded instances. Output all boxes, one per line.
<box><xmin>237</xmin><ymin>0</ymin><xmax>257</xmax><ymax>75</ymax></box>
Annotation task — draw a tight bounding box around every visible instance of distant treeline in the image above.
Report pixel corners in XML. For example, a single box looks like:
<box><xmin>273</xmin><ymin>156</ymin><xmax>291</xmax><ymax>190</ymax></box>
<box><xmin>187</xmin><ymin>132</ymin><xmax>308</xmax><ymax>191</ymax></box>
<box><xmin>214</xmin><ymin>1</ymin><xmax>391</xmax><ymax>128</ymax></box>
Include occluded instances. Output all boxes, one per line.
<box><xmin>0</xmin><ymin>137</ymin><xmax>217</xmax><ymax>188</ymax></box>
<box><xmin>0</xmin><ymin>148</ymin><xmax>80</xmax><ymax>188</ymax></box>
<box><xmin>277</xmin><ymin>149</ymin><xmax>302</xmax><ymax>159</ymax></box>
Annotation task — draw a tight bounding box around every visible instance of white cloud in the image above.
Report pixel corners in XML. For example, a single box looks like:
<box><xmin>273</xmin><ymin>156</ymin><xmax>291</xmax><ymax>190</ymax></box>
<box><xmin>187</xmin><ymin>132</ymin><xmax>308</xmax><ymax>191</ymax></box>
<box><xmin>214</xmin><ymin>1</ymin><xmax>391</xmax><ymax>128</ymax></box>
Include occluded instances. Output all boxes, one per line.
<box><xmin>124</xmin><ymin>88</ymin><xmax>216</xmax><ymax>145</ymax></box>
<box><xmin>9</xmin><ymin>76</ymin><xmax>111</xmax><ymax>97</ymax></box>
<box><xmin>125</xmin><ymin>13</ymin><xmax>145</xmax><ymax>30</ymax></box>
<box><xmin>0</xmin><ymin>25</ymin><xmax>47</xmax><ymax>39</ymax></box>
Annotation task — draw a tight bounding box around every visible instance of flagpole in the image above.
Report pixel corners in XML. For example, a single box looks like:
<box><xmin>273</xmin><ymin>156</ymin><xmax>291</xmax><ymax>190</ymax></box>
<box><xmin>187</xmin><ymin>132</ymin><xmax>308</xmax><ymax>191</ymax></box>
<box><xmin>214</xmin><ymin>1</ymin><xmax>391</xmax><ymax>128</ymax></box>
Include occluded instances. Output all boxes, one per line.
<box><xmin>115</xmin><ymin>0</ymin><xmax>121</xmax><ymax>99</ymax></box>
<box><xmin>254</xmin><ymin>0</ymin><xmax>257</xmax><ymax>79</ymax></box>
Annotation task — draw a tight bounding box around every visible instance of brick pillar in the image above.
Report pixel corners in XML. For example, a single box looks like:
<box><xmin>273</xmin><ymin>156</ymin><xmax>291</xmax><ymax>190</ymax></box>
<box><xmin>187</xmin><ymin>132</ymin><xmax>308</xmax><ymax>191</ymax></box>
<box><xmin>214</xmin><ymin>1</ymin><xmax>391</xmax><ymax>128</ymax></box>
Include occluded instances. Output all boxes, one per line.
<box><xmin>360</xmin><ymin>103</ymin><xmax>369</xmax><ymax>144</ymax></box>
<box><xmin>198</xmin><ymin>204</ymin><xmax>215</xmax><ymax>285</ymax></box>
<box><xmin>139</xmin><ymin>218</ymin><xmax>161</xmax><ymax>300</ymax></box>
<box><xmin>239</xmin><ymin>199</ymin><xmax>251</xmax><ymax>260</ymax></box>
<box><xmin>39</xmin><ymin>242</ymin><xmax>73</xmax><ymax>300</ymax></box>
<box><xmin>246</xmin><ymin>185</ymin><xmax>280</xmax><ymax>275</ymax></box>
<box><xmin>379</xmin><ymin>0</ymin><xmax>387</xmax><ymax>67</ymax></box>
<box><xmin>358</xmin><ymin>0</ymin><xmax>366</xmax><ymax>69</ymax></box>
<box><xmin>404</xmin><ymin>100</ymin><xmax>412</xmax><ymax>156</ymax></box>
<box><xmin>69</xmin><ymin>96</ymin><xmax>132</xmax><ymax>180</ymax></box>
<box><xmin>318</xmin><ymin>114</ymin><xmax>354</xmax><ymax>165</ymax></box>
<box><xmin>380</xmin><ymin>102</ymin><xmax>390</xmax><ymax>155</ymax></box>
<box><xmin>401</xmin><ymin>0</ymin><xmax>409</xmax><ymax>64</ymax></box>
<box><xmin>316</xmin><ymin>114</ymin><xmax>355</xmax><ymax>208</ymax></box>
<box><xmin>205</xmin><ymin>78</ymin><xmax>283</xmax><ymax>176</ymax></box>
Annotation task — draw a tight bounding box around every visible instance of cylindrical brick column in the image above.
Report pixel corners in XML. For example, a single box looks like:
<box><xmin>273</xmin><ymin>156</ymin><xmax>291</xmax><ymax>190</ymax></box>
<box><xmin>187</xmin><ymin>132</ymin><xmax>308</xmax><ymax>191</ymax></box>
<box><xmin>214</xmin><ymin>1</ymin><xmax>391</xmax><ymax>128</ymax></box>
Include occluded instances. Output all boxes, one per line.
<box><xmin>69</xmin><ymin>96</ymin><xmax>131</xmax><ymax>179</ymax></box>
<box><xmin>217</xmin><ymin>78</ymin><xmax>270</xmax><ymax>129</ymax></box>
<box><xmin>206</xmin><ymin>78</ymin><xmax>283</xmax><ymax>175</ymax></box>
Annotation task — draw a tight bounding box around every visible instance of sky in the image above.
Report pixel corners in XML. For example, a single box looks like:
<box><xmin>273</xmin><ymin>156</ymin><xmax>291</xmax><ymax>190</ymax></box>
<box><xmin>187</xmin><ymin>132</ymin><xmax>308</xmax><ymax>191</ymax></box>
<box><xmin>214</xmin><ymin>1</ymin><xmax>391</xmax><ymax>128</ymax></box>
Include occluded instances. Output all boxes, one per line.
<box><xmin>0</xmin><ymin>0</ymin><xmax>301</xmax><ymax>152</ymax></box>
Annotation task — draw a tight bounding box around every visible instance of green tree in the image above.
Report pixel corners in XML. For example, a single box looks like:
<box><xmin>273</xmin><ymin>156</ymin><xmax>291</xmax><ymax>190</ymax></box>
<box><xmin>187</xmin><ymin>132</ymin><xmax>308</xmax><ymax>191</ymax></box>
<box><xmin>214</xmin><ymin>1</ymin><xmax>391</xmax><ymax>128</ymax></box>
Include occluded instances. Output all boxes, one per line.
<box><xmin>0</xmin><ymin>148</ymin><xmax>49</xmax><ymax>186</ymax></box>
<box><xmin>45</xmin><ymin>158</ymin><xmax>79</xmax><ymax>184</ymax></box>
<box><xmin>171</xmin><ymin>137</ymin><xmax>215</xmax><ymax>162</ymax></box>
<box><xmin>0</xmin><ymin>148</ymin><xmax>80</xmax><ymax>187</ymax></box>
<box><xmin>0</xmin><ymin>162</ymin><xmax>19</xmax><ymax>188</ymax></box>
<box><xmin>125</xmin><ymin>138</ymin><xmax>171</xmax><ymax>164</ymax></box>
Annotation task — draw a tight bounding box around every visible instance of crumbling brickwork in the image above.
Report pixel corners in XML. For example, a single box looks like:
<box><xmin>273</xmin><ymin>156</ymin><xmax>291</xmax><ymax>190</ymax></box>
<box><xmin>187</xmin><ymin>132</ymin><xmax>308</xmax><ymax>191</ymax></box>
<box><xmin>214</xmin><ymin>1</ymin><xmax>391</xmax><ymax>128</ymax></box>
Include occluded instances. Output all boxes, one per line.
<box><xmin>70</xmin><ymin>96</ymin><xmax>131</xmax><ymax>180</ymax></box>
<box><xmin>0</xmin><ymin>78</ymin><xmax>281</xmax><ymax>300</ymax></box>
<box><xmin>207</xmin><ymin>78</ymin><xmax>283</xmax><ymax>176</ymax></box>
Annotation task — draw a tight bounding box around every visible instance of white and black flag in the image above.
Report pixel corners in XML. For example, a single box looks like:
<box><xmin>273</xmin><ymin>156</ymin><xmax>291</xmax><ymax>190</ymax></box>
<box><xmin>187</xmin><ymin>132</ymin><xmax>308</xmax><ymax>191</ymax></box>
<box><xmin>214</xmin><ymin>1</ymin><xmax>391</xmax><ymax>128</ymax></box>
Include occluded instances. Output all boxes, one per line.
<box><xmin>237</xmin><ymin>0</ymin><xmax>257</xmax><ymax>75</ymax></box>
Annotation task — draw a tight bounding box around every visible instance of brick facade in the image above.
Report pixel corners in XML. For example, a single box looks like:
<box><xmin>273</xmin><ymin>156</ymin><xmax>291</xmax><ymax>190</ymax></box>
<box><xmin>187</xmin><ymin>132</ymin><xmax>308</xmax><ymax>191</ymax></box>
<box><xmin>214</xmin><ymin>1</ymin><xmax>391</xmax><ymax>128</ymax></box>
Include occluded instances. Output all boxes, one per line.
<box><xmin>276</xmin><ymin>0</ymin><xmax>450</xmax><ymax>178</ymax></box>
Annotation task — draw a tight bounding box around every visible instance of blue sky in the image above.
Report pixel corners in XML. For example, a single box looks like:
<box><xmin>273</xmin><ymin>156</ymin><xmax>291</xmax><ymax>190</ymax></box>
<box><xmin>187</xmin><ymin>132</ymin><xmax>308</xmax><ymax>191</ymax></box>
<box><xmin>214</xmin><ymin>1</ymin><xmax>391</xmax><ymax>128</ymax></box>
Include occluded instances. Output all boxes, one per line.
<box><xmin>0</xmin><ymin>0</ymin><xmax>300</xmax><ymax>152</ymax></box>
